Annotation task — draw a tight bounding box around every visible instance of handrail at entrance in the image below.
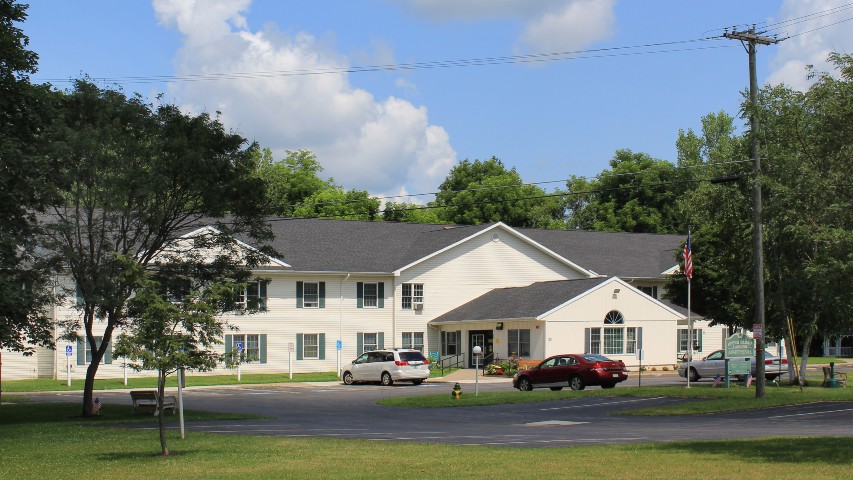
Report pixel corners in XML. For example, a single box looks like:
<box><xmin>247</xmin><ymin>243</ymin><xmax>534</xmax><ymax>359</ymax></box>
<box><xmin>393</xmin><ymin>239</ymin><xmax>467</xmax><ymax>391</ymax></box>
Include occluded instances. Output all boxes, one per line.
<box><xmin>437</xmin><ymin>353</ymin><xmax>464</xmax><ymax>376</ymax></box>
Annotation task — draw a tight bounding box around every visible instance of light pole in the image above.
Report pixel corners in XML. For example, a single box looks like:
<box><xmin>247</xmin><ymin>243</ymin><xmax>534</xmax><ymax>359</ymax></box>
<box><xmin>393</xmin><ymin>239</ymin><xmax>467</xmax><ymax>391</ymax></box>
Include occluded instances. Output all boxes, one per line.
<box><xmin>473</xmin><ymin>345</ymin><xmax>482</xmax><ymax>396</ymax></box>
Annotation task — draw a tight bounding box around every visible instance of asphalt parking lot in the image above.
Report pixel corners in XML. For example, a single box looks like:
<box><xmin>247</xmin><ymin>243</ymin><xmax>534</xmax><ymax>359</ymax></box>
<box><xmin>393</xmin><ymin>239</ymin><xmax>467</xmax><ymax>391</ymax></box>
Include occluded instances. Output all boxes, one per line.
<box><xmin>29</xmin><ymin>375</ymin><xmax>853</xmax><ymax>448</ymax></box>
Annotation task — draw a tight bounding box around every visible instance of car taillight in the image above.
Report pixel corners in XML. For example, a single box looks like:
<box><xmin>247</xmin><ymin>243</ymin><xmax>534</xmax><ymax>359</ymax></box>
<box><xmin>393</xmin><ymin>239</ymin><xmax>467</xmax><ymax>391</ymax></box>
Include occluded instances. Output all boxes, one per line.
<box><xmin>423</xmin><ymin>358</ymin><xmax>429</xmax><ymax>364</ymax></box>
<box><xmin>395</xmin><ymin>361</ymin><xmax>409</xmax><ymax>366</ymax></box>
<box><xmin>781</xmin><ymin>359</ymin><xmax>788</xmax><ymax>364</ymax></box>
<box><xmin>765</xmin><ymin>360</ymin><xmax>773</xmax><ymax>365</ymax></box>
<box><xmin>592</xmin><ymin>363</ymin><xmax>603</xmax><ymax>370</ymax></box>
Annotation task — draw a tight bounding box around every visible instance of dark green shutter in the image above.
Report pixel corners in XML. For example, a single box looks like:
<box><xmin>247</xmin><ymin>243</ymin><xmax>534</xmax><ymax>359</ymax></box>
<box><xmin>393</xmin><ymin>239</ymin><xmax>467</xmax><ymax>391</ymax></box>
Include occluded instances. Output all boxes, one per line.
<box><xmin>697</xmin><ymin>330</ymin><xmax>703</xmax><ymax>351</ymax></box>
<box><xmin>319</xmin><ymin>282</ymin><xmax>325</xmax><ymax>308</ymax></box>
<box><xmin>357</xmin><ymin>332</ymin><xmax>363</xmax><ymax>354</ymax></box>
<box><xmin>104</xmin><ymin>339</ymin><xmax>112</xmax><ymax>364</ymax></box>
<box><xmin>440</xmin><ymin>331</ymin><xmax>446</xmax><ymax>356</ymax></box>
<box><xmin>260</xmin><ymin>334</ymin><xmax>267</xmax><ymax>364</ymax></box>
<box><xmin>259</xmin><ymin>281</ymin><xmax>268</xmax><ymax>311</ymax></box>
<box><xmin>584</xmin><ymin>328</ymin><xmax>591</xmax><ymax>354</ymax></box>
<box><xmin>296</xmin><ymin>281</ymin><xmax>303</xmax><ymax>308</ymax></box>
<box><xmin>319</xmin><ymin>333</ymin><xmax>326</xmax><ymax>360</ymax></box>
<box><xmin>77</xmin><ymin>338</ymin><xmax>85</xmax><ymax>365</ymax></box>
<box><xmin>75</xmin><ymin>284</ymin><xmax>83</xmax><ymax>307</ymax></box>
<box><xmin>296</xmin><ymin>334</ymin><xmax>303</xmax><ymax>360</ymax></box>
<box><xmin>377</xmin><ymin>282</ymin><xmax>384</xmax><ymax>308</ymax></box>
<box><xmin>225</xmin><ymin>334</ymin><xmax>233</xmax><ymax>364</ymax></box>
<box><xmin>378</xmin><ymin>332</ymin><xmax>384</xmax><ymax>350</ymax></box>
<box><xmin>356</xmin><ymin>282</ymin><xmax>363</xmax><ymax>308</ymax></box>
<box><xmin>638</xmin><ymin>327</ymin><xmax>644</xmax><ymax>350</ymax></box>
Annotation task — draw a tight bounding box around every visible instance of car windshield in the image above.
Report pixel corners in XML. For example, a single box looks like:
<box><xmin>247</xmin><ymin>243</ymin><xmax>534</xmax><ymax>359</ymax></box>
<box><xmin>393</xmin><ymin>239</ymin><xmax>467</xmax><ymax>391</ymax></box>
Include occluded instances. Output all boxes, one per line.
<box><xmin>399</xmin><ymin>352</ymin><xmax>426</xmax><ymax>362</ymax></box>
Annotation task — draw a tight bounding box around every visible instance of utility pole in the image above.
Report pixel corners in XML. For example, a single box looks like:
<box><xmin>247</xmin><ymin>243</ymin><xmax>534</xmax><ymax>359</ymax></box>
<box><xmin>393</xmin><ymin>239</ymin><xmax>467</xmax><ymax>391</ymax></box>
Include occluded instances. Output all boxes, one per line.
<box><xmin>723</xmin><ymin>26</ymin><xmax>781</xmax><ymax>399</ymax></box>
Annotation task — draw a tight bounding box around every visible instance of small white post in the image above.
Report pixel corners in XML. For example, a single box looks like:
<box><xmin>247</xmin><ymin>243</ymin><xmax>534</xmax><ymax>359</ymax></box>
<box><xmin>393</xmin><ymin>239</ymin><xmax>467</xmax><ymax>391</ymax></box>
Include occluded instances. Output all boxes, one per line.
<box><xmin>177</xmin><ymin>368</ymin><xmax>185</xmax><ymax>439</ymax></box>
<box><xmin>473</xmin><ymin>345</ymin><xmax>482</xmax><ymax>396</ymax></box>
<box><xmin>123</xmin><ymin>362</ymin><xmax>128</xmax><ymax>386</ymax></box>
<box><xmin>66</xmin><ymin>355</ymin><xmax>71</xmax><ymax>387</ymax></box>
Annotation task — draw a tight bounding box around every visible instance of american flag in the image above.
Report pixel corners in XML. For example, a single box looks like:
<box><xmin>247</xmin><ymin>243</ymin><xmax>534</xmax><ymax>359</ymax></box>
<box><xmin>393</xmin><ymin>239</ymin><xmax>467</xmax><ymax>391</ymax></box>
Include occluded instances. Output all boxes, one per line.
<box><xmin>746</xmin><ymin>374</ymin><xmax>753</xmax><ymax>388</ymax></box>
<box><xmin>683</xmin><ymin>230</ymin><xmax>693</xmax><ymax>281</ymax></box>
<box><xmin>92</xmin><ymin>397</ymin><xmax>102</xmax><ymax>415</ymax></box>
<box><xmin>712</xmin><ymin>375</ymin><xmax>722</xmax><ymax>387</ymax></box>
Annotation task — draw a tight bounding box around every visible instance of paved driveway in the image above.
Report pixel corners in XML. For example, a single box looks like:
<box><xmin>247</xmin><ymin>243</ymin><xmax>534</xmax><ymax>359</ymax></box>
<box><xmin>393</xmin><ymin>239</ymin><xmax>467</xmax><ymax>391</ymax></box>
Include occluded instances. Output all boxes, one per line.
<box><xmin>28</xmin><ymin>378</ymin><xmax>853</xmax><ymax>448</ymax></box>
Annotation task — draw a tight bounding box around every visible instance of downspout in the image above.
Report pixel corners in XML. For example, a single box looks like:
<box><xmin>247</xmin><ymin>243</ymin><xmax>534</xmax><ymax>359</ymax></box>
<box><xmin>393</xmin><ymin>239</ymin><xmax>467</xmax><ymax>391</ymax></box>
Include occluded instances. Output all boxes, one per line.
<box><xmin>339</xmin><ymin>274</ymin><xmax>350</xmax><ymax>377</ymax></box>
<box><xmin>391</xmin><ymin>276</ymin><xmax>397</xmax><ymax>349</ymax></box>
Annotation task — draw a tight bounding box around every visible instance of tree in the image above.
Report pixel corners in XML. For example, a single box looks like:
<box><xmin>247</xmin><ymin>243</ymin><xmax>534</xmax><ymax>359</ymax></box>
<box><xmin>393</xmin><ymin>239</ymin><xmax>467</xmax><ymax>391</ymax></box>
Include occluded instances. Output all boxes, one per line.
<box><xmin>382</xmin><ymin>202</ymin><xmax>445</xmax><ymax>224</ymax></box>
<box><xmin>113</xmin><ymin>253</ymin><xmax>254</xmax><ymax>456</ymax></box>
<box><xmin>255</xmin><ymin>149</ymin><xmax>329</xmax><ymax>216</ymax></box>
<box><xmin>292</xmin><ymin>186</ymin><xmax>381</xmax><ymax>220</ymax></box>
<box><xmin>0</xmin><ymin>0</ymin><xmax>60</xmax><ymax>356</ymax></box>
<box><xmin>434</xmin><ymin>157</ymin><xmax>564</xmax><ymax>228</ymax></box>
<box><xmin>39</xmin><ymin>80</ymin><xmax>274</xmax><ymax>417</ymax></box>
<box><xmin>564</xmin><ymin>149</ymin><xmax>685</xmax><ymax>233</ymax></box>
<box><xmin>668</xmin><ymin>56</ymin><xmax>853</xmax><ymax>381</ymax></box>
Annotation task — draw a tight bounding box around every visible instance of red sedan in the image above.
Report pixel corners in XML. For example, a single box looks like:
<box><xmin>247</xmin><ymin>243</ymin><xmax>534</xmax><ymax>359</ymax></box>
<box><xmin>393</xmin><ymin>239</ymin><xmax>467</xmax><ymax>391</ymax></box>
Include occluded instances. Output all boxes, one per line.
<box><xmin>513</xmin><ymin>354</ymin><xmax>628</xmax><ymax>391</ymax></box>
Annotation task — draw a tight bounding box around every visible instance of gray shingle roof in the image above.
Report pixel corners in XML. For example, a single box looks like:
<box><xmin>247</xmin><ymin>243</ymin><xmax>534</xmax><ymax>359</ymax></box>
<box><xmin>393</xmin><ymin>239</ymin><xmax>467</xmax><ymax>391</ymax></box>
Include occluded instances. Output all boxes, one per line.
<box><xmin>240</xmin><ymin>218</ymin><xmax>683</xmax><ymax>277</ymax></box>
<box><xmin>430</xmin><ymin>278</ymin><xmax>610</xmax><ymax>323</ymax></box>
<box><xmin>518</xmin><ymin>228</ymin><xmax>683</xmax><ymax>278</ymax></box>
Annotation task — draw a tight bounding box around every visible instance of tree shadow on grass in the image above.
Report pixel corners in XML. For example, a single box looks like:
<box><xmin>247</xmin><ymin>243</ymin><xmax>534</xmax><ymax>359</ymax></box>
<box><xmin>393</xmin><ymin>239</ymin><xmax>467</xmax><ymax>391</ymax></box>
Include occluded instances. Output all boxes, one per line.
<box><xmin>94</xmin><ymin>448</ymin><xmax>208</xmax><ymax>461</ymax></box>
<box><xmin>655</xmin><ymin>437</ymin><xmax>853</xmax><ymax>465</ymax></box>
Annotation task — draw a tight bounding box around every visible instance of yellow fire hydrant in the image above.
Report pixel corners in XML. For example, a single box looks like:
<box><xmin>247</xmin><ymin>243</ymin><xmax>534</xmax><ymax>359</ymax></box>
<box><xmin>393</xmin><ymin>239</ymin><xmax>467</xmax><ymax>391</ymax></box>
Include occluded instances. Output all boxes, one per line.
<box><xmin>452</xmin><ymin>382</ymin><xmax>462</xmax><ymax>399</ymax></box>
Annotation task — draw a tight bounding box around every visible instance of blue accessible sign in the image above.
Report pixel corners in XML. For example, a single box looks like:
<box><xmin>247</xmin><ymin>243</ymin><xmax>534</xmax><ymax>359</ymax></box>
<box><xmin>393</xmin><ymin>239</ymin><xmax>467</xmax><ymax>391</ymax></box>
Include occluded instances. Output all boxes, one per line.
<box><xmin>236</xmin><ymin>342</ymin><xmax>244</xmax><ymax>351</ymax></box>
<box><xmin>66</xmin><ymin>345</ymin><xmax>73</xmax><ymax>357</ymax></box>
<box><xmin>336</xmin><ymin>340</ymin><xmax>342</xmax><ymax>351</ymax></box>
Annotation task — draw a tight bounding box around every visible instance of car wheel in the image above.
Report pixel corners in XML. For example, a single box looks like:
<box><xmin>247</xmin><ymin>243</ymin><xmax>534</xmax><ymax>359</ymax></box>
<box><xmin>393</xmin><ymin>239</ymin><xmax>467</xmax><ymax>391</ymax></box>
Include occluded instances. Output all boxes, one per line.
<box><xmin>601</xmin><ymin>383</ymin><xmax>616</xmax><ymax>389</ymax></box>
<box><xmin>342</xmin><ymin>372</ymin><xmax>354</xmax><ymax>385</ymax></box>
<box><xmin>569</xmin><ymin>376</ymin><xmax>585</xmax><ymax>391</ymax></box>
<box><xmin>412</xmin><ymin>379</ymin><xmax>424</xmax><ymax>385</ymax></box>
<box><xmin>549</xmin><ymin>387</ymin><xmax>563</xmax><ymax>391</ymax></box>
<box><xmin>381</xmin><ymin>372</ymin><xmax>394</xmax><ymax>386</ymax></box>
<box><xmin>518</xmin><ymin>377</ymin><xmax>533</xmax><ymax>391</ymax></box>
<box><xmin>765</xmin><ymin>374</ymin><xmax>778</xmax><ymax>381</ymax></box>
<box><xmin>689</xmin><ymin>367</ymin><xmax>700</xmax><ymax>382</ymax></box>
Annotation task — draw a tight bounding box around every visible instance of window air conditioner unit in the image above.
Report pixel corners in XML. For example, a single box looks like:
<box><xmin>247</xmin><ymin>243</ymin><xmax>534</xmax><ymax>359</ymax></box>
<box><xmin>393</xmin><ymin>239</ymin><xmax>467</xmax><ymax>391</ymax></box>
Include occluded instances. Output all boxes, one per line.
<box><xmin>413</xmin><ymin>302</ymin><xmax>424</xmax><ymax>310</ymax></box>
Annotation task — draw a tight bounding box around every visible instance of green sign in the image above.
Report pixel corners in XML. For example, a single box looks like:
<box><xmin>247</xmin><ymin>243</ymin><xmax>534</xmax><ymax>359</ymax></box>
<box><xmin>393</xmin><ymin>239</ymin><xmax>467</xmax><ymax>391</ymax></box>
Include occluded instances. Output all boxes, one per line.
<box><xmin>726</xmin><ymin>334</ymin><xmax>754</xmax><ymax>358</ymax></box>
<box><xmin>728</xmin><ymin>357</ymin><xmax>751</xmax><ymax>375</ymax></box>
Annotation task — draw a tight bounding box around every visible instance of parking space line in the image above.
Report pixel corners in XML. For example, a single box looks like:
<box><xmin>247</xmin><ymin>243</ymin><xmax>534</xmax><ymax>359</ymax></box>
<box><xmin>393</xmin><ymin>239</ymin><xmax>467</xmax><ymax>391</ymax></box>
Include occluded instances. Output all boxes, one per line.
<box><xmin>539</xmin><ymin>397</ymin><xmax>667</xmax><ymax>410</ymax></box>
<box><xmin>768</xmin><ymin>407</ymin><xmax>853</xmax><ymax>419</ymax></box>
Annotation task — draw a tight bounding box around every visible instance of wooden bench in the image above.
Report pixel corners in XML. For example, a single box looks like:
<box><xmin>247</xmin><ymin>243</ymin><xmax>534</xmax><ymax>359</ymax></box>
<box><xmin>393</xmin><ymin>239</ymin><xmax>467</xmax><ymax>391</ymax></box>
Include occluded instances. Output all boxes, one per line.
<box><xmin>822</xmin><ymin>367</ymin><xmax>848</xmax><ymax>387</ymax></box>
<box><xmin>130</xmin><ymin>390</ymin><xmax>177</xmax><ymax>415</ymax></box>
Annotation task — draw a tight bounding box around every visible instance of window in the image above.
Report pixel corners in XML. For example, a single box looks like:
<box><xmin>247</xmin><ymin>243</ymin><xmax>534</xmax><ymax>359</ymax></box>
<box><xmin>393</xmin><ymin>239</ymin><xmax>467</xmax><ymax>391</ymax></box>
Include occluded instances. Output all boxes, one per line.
<box><xmin>508</xmin><ymin>329</ymin><xmax>531</xmax><ymax>357</ymax></box>
<box><xmin>303</xmin><ymin>333</ymin><xmax>319</xmax><ymax>359</ymax></box>
<box><xmin>296</xmin><ymin>333</ymin><xmax>325</xmax><ymax>360</ymax></box>
<box><xmin>442</xmin><ymin>331</ymin><xmax>460</xmax><ymax>356</ymax></box>
<box><xmin>362</xmin><ymin>333</ymin><xmax>379</xmax><ymax>353</ymax></box>
<box><xmin>639</xmin><ymin>286</ymin><xmax>658</xmax><ymax>299</ymax></box>
<box><xmin>677</xmin><ymin>329</ymin><xmax>703</xmax><ymax>352</ymax></box>
<box><xmin>225</xmin><ymin>334</ymin><xmax>267</xmax><ymax>364</ymax></box>
<box><xmin>236</xmin><ymin>280</ymin><xmax>268</xmax><ymax>310</ymax></box>
<box><xmin>402</xmin><ymin>332</ymin><xmax>424</xmax><ymax>352</ymax></box>
<box><xmin>297</xmin><ymin>281</ymin><xmax>325</xmax><ymax>308</ymax></box>
<box><xmin>363</xmin><ymin>282</ymin><xmax>378</xmax><ymax>307</ymax></box>
<box><xmin>357</xmin><ymin>282</ymin><xmax>384</xmax><ymax>308</ymax></box>
<box><xmin>77</xmin><ymin>336</ymin><xmax>111</xmax><ymax>365</ymax></box>
<box><xmin>586</xmin><ymin>311</ymin><xmax>642</xmax><ymax>355</ymax></box>
<box><xmin>402</xmin><ymin>283</ymin><xmax>424</xmax><ymax>309</ymax></box>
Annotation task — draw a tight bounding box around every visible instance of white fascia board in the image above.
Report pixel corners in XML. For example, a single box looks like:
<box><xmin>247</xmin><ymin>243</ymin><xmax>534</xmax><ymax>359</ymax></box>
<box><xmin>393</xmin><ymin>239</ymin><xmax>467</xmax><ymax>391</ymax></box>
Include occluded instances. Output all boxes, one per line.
<box><xmin>537</xmin><ymin>277</ymin><xmax>685</xmax><ymax>320</ymax></box>
<box><xmin>430</xmin><ymin>316</ymin><xmax>539</xmax><ymax>326</ymax></box>
<box><xmin>392</xmin><ymin>222</ymin><xmax>597</xmax><ymax>278</ymax></box>
<box><xmin>661</xmin><ymin>265</ymin><xmax>680</xmax><ymax>275</ymax></box>
<box><xmin>180</xmin><ymin>225</ymin><xmax>291</xmax><ymax>268</ymax></box>
<box><xmin>250</xmin><ymin>270</ymin><xmax>391</xmax><ymax>277</ymax></box>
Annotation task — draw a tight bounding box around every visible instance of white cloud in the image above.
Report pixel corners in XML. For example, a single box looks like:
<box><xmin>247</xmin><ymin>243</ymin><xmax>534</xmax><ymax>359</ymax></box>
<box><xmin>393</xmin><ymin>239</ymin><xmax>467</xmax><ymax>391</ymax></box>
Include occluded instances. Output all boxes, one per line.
<box><xmin>392</xmin><ymin>0</ymin><xmax>616</xmax><ymax>53</ymax></box>
<box><xmin>767</xmin><ymin>0</ymin><xmax>853</xmax><ymax>90</ymax></box>
<box><xmin>152</xmin><ymin>0</ymin><xmax>456</xmax><ymax>196</ymax></box>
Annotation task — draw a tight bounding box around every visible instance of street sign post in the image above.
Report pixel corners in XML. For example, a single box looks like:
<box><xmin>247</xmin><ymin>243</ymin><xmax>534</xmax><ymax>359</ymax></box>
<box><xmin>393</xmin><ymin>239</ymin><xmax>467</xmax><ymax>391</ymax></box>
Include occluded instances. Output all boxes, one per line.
<box><xmin>236</xmin><ymin>343</ymin><xmax>243</xmax><ymax>382</ymax></box>
<box><xmin>65</xmin><ymin>345</ymin><xmax>73</xmax><ymax>386</ymax></box>
<box><xmin>288</xmin><ymin>342</ymin><xmax>295</xmax><ymax>380</ymax></box>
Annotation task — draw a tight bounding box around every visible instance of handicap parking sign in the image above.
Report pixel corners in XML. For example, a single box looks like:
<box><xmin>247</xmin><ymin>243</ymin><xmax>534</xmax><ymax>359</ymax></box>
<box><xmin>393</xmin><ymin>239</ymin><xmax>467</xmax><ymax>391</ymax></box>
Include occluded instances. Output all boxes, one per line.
<box><xmin>236</xmin><ymin>342</ymin><xmax>244</xmax><ymax>351</ymax></box>
<box><xmin>66</xmin><ymin>345</ymin><xmax>73</xmax><ymax>357</ymax></box>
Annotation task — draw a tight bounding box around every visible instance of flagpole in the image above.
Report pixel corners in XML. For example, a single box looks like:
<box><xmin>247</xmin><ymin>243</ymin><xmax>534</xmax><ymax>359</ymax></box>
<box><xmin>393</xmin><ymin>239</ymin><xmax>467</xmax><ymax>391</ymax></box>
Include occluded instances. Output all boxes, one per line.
<box><xmin>685</xmin><ymin>226</ymin><xmax>693</xmax><ymax>389</ymax></box>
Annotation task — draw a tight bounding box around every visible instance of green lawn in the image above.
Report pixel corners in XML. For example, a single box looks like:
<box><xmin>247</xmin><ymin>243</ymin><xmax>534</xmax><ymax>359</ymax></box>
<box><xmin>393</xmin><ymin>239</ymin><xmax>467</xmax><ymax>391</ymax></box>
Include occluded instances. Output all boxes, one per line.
<box><xmin>1</xmin><ymin>372</ymin><xmax>340</xmax><ymax>393</ymax></box>
<box><xmin>0</xmin><ymin>401</ymin><xmax>849</xmax><ymax>479</ymax></box>
<box><xmin>379</xmin><ymin>383</ymin><xmax>853</xmax><ymax>415</ymax></box>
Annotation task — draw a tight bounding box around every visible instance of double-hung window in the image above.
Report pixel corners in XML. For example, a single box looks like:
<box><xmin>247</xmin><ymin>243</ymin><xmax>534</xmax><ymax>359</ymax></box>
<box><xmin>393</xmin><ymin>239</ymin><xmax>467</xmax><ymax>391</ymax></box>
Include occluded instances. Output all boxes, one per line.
<box><xmin>297</xmin><ymin>281</ymin><xmax>325</xmax><ymax>308</ymax></box>
<box><xmin>357</xmin><ymin>282</ymin><xmax>384</xmax><ymax>308</ymax></box>
<box><xmin>303</xmin><ymin>333</ymin><xmax>319</xmax><ymax>359</ymax></box>
<box><xmin>442</xmin><ymin>331</ymin><xmax>460</xmax><ymax>356</ymax></box>
<box><xmin>586</xmin><ymin>311</ymin><xmax>642</xmax><ymax>356</ymax></box>
<box><xmin>77</xmin><ymin>336</ymin><xmax>112</xmax><ymax>365</ymax></box>
<box><xmin>232</xmin><ymin>334</ymin><xmax>261</xmax><ymax>362</ymax></box>
<box><xmin>402</xmin><ymin>332</ymin><xmax>424</xmax><ymax>352</ymax></box>
<box><xmin>677</xmin><ymin>328</ymin><xmax>703</xmax><ymax>352</ymax></box>
<box><xmin>508</xmin><ymin>329</ymin><xmax>531</xmax><ymax>357</ymax></box>
<box><xmin>236</xmin><ymin>280</ymin><xmax>268</xmax><ymax>310</ymax></box>
<box><xmin>362</xmin><ymin>333</ymin><xmax>379</xmax><ymax>353</ymax></box>
<box><xmin>401</xmin><ymin>283</ymin><xmax>424</xmax><ymax>309</ymax></box>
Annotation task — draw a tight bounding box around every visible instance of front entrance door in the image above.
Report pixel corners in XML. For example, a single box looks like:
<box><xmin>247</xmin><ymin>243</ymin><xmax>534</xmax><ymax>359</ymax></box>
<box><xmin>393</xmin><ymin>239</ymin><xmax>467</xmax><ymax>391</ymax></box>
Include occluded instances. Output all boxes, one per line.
<box><xmin>469</xmin><ymin>330</ymin><xmax>494</xmax><ymax>368</ymax></box>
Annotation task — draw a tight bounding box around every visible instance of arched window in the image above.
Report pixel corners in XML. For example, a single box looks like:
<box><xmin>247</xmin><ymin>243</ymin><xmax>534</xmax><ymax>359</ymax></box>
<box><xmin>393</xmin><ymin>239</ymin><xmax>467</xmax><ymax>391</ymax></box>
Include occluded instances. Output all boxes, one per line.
<box><xmin>604</xmin><ymin>310</ymin><xmax>624</xmax><ymax>325</ymax></box>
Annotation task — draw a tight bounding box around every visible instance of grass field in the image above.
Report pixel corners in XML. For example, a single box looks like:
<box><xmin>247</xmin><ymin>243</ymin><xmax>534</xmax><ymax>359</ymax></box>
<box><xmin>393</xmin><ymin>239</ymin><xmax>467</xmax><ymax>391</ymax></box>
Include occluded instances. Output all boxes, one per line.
<box><xmin>0</xmin><ymin>401</ymin><xmax>850</xmax><ymax>480</ymax></box>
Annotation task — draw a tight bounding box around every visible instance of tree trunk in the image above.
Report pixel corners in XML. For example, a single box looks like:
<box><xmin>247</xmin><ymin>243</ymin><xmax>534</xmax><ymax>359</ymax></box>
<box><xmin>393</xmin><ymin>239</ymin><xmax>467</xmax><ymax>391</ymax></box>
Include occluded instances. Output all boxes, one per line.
<box><xmin>81</xmin><ymin>316</ymin><xmax>115</xmax><ymax>418</ymax></box>
<box><xmin>157</xmin><ymin>369</ymin><xmax>170</xmax><ymax>456</ymax></box>
<box><xmin>799</xmin><ymin>328</ymin><xmax>815</xmax><ymax>384</ymax></box>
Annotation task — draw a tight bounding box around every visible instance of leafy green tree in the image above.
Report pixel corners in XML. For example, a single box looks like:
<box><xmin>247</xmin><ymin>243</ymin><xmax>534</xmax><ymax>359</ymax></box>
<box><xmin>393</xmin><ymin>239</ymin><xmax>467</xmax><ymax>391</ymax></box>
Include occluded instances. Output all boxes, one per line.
<box><xmin>564</xmin><ymin>149</ymin><xmax>684</xmax><ymax>233</ymax></box>
<box><xmin>113</xmin><ymin>254</ymin><xmax>254</xmax><ymax>456</ymax></box>
<box><xmin>293</xmin><ymin>186</ymin><xmax>381</xmax><ymax>220</ymax></box>
<box><xmin>255</xmin><ymin>149</ymin><xmax>329</xmax><ymax>216</ymax></box>
<box><xmin>0</xmin><ymin>0</ymin><xmax>60</xmax><ymax>356</ymax></box>
<box><xmin>39</xmin><ymin>80</ymin><xmax>274</xmax><ymax>417</ymax></box>
<box><xmin>382</xmin><ymin>202</ymin><xmax>445</xmax><ymax>224</ymax></box>
<box><xmin>434</xmin><ymin>157</ymin><xmax>563</xmax><ymax>228</ymax></box>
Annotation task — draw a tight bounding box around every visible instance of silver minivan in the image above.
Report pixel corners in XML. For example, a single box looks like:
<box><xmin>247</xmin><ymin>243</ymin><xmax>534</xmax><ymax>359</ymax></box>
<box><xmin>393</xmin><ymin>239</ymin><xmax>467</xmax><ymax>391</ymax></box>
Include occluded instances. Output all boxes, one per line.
<box><xmin>342</xmin><ymin>349</ymin><xmax>430</xmax><ymax>386</ymax></box>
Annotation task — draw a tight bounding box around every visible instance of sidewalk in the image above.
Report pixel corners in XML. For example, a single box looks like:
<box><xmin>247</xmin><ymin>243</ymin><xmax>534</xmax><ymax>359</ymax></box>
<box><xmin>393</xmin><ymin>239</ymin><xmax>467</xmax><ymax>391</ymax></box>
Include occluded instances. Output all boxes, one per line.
<box><xmin>436</xmin><ymin>369</ymin><xmax>511</xmax><ymax>384</ymax></box>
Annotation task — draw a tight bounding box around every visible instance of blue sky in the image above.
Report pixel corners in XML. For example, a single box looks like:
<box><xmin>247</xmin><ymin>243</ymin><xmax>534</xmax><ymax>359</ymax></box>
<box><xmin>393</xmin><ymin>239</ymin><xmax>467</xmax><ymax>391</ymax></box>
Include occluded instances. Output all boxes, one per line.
<box><xmin>21</xmin><ymin>1</ymin><xmax>853</xmax><ymax>201</ymax></box>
